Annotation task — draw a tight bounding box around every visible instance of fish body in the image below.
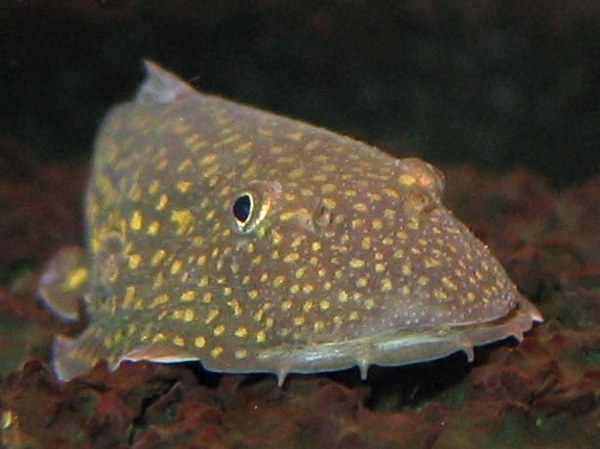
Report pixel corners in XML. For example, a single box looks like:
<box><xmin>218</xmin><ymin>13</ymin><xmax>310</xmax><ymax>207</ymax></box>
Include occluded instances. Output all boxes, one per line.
<box><xmin>39</xmin><ymin>61</ymin><xmax>542</xmax><ymax>384</ymax></box>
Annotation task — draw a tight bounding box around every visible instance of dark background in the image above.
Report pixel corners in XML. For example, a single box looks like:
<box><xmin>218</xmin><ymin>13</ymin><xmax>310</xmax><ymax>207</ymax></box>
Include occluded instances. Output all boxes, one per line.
<box><xmin>1</xmin><ymin>0</ymin><xmax>598</xmax><ymax>189</ymax></box>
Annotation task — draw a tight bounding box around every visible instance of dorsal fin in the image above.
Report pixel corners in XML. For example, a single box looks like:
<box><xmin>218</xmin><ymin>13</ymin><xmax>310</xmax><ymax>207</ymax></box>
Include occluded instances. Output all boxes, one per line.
<box><xmin>136</xmin><ymin>60</ymin><xmax>195</xmax><ymax>104</ymax></box>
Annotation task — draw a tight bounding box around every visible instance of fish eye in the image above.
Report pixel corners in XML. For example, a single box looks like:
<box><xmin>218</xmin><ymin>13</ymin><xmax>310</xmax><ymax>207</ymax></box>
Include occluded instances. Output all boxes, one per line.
<box><xmin>229</xmin><ymin>181</ymin><xmax>280</xmax><ymax>235</ymax></box>
<box><xmin>233</xmin><ymin>193</ymin><xmax>253</xmax><ymax>225</ymax></box>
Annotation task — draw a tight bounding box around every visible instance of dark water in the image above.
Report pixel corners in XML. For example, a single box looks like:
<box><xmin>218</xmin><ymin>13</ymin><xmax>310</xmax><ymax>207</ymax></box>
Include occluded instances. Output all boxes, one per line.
<box><xmin>1</xmin><ymin>0</ymin><xmax>598</xmax><ymax>188</ymax></box>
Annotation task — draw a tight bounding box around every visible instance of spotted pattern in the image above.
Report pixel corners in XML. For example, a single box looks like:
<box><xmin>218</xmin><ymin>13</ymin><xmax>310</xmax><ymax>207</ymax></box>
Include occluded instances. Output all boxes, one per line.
<box><xmin>43</xmin><ymin>61</ymin><xmax>542</xmax><ymax>384</ymax></box>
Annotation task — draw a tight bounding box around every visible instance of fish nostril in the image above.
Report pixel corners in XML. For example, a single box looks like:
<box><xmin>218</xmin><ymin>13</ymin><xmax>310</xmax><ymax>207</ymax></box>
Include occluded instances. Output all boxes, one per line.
<box><xmin>312</xmin><ymin>201</ymin><xmax>332</xmax><ymax>230</ymax></box>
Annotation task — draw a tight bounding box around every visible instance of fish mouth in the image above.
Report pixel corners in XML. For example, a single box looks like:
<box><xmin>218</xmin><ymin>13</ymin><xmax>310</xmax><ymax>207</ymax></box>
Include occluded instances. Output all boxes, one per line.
<box><xmin>201</xmin><ymin>295</ymin><xmax>542</xmax><ymax>386</ymax></box>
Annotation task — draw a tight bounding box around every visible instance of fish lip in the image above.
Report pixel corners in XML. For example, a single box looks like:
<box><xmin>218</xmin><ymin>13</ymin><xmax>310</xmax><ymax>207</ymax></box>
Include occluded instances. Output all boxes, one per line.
<box><xmin>199</xmin><ymin>297</ymin><xmax>542</xmax><ymax>381</ymax></box>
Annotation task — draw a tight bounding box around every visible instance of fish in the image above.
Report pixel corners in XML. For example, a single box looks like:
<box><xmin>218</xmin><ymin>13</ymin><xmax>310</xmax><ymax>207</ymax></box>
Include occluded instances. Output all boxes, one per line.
<box><xmin>38</xmin><ymin>60</ymin><xmax>543</xmax><ymax>385</ymax></box>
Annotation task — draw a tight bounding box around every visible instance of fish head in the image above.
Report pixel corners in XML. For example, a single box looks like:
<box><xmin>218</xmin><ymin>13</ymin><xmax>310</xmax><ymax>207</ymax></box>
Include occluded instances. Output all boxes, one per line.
<box><xmin>201</xmin><ymin>136</ymin><xmax>516</xmax><ymax>347</ymax></box>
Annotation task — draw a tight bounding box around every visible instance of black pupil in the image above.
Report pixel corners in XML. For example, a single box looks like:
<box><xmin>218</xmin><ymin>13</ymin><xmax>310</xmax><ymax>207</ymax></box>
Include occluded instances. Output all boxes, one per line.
<box><xmin>233</xmin><ymin>194</ymin><xmax>252</xmax><ymax>223</ymax></box>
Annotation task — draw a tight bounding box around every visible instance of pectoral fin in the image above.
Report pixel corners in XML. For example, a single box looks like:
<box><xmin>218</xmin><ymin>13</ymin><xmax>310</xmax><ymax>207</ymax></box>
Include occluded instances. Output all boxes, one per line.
<box><xmin>38</xmin><ymin>246</ymin><xmax>89</xmax><ymax>321</ymax></box>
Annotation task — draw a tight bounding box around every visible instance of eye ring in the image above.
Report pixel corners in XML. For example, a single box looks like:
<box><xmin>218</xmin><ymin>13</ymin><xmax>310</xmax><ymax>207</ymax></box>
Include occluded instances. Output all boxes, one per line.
<box><xmin>229</xmin><ymin>181</ymin><xmax>280</xmax><ymax>235</ymax></box>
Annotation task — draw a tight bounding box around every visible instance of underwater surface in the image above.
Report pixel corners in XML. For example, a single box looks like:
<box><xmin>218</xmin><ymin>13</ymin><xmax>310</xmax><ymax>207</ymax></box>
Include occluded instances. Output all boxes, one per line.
<box><xmin>0</xmin><ymin>1</ymin><xmax>599</xmax><ymax>448</ymax></box>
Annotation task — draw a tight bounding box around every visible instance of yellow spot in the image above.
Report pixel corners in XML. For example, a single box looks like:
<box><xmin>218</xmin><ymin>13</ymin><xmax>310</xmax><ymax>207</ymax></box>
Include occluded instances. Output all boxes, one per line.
<box><xmin>286</xmin><ymin>131</ymin><xmax>303</xmax><ymax>141</ymax></box>
<box><xmin>211</xmin><ymin>346</ymin><xmax>224</xmax><ymax>358</ymax></box>
<box><xmin>170</xmin><ymin>260</ymin><xmax>183</xmax><ymax>274</ymax></box>
<box><xmin>434</xmin><ymin>289</ymin><xmax>448</xmax><ymax>300</ymax></box>
<box><xmin>194</xmin><ymin>336</ymin><xmax>206</xmax><ymax>348</ymax></box>
<box><xmin>302</xmin><ymin>284</ymin><xmax>314</xmax><ymax>294</ymax></box>
<box><xmin>64</xmin><ymin>267</ymin><xmax>88</xmax><ymax>291</ymax></box>
<box><xmin>128</xmin><ymin>254</ymin><xmax>142</xmax><ymax>269</ymax></box>
<box><xmin>361</xmin><ymin>237</ymin><xmax>371</xmax><ymax>250</ymax></box>
<box><xmin>383</xmin><ymin>188</ymin><xmax>399</xmax><ymax>198</ymax></box>
<box><xmin>407</xmin><ymin>219</ymin><xmax>419</xmax><ymax>230</ymax></box>
<box><xmin>150</xmin><ymin>293</ymin><xmax>169</xmax><ymax>307</ymax></box>
<box><xmin>204</xmin><ymin>308</ymin><xmax>219</xmax><ymax>324</ymax></box>
<box><xmin>124</xmin><ymin>285</ymin><xmax>136</xmax><ymax>307</ymax></box>
<box><xmin>173</xmin><ymin>336</ymin><xmax>185</xmax><ymax>347</ymax></box>
<box><xmin>283</xmin><ymin>253</ymin><xmax>300</xmax><ymax>263</ymax></box>
<box><xmin>202</xmin><ymin>292</ymin><xmax>213</xmax><ymax>303</ymax></box>
<box><xmin>348</xmin><ymin>311</ymin><xmax>359</xmax><ymax>320</ymax></box>
<box><xmin>130</xmin><ymin>210</ymin><xmax>143</xmax><ymax>231</ymax></box>
<box><xmin>234</xmin><ymin>327</ymin><xmax>248</xmax><ymax>338</ymax></box>
<box><xmin>156</xmin><ymin>194</ymin><xmax>169</xmax><ymax>210</ymax></box>
<box><xmin>322</xmin><ymin>198</ymin><xmax>337</xmax><ymax>209</ymax></box>
<box><xmin>233</xmin><ymin>142</ymin><xmax>252</xmax><ymax>153</ymax></box>
<box><xmin>398</xmin><ymin>174</ymin><xmax>417</xmax><ymax>186</ymax></box>
<box><xmin>293</xmin><ymin>315</ymin><xmax>306</xmax><ymax>326</ymax></box>
<box><xmin>183</xmin><ymin>309</ymin><xmax>195</xmax><ymax>322</ymax></box>
<box><xmin>147</xmin><ymin>221</ymin><xmax>160</xmax><ymax>235</ymax></box>
<box><xmin>156</xmin><ymin>158</ymin><xmax>168</xmax><ymax>170</ymax></box>
<box><xmin>401</xmin><ymin>263</ymin><xmax>412</xmax><ymax>276</ymax></box>
<box><xmin>235</xmin><ymin>349</ymin><xmax>248</xmax><ymax>359</ymax></box>
<box><xmin>152</xmin><ymin>272</ymin><xmax>164</xmax><ymax>289</ymax></box>
<box><xmin>355</xmin><ymin>277</ymin><xmax>368</xmax><ymax>288</ymax></box>
<box><xmin>133</xmin><ymin>324</ymin><xmax>144</xmax><ymax>339</ymax></box>
<box><xmin>214</xmin><ymin>134</ymin><xmax>241</xmax><ymax>147</ymax></box>
<box><xmin>319</xmin><ymin>300</ymin><xmax>330</xmax><ymax>310</ymax></box>
<box><xmin>288</xmin><ymin>167</ymin><xmax>305</xmax><ymax>179</ymax></box>
<box><xmin>200</xmin><ymin>153</ymin><xmax>217</xmax><ymax>165</ymax></box>
<box><xmin>349</xmin><ymin>258</ymin><xmax>365</xmax><ymax>269</ymax></box>
<box><xmin>375</xmin><ymin>263</ymin><xmax>386</xmax><ymax>273</ymax></box>
<box><xmin>176</xmin><ymin>180</ymin><xmax>192</xmax><ymax>193</ymax></box>
<box><xmin>338</xmin><ymin>291</ymin><xmax>349</xmax><ymax>302</ymax></box>
<box><xmin>171</xmin><ymin>209</ymin><xmax>194</xmax><ymax>234</ymax></box>
<box><xmin>290</xmin><ymin>284</ymin><xmax>300</xmax><ymax>294</ymax></box>
<box><xmin>442</xmin><ymin>276</ymin><xmax>459</xmax><ymax>291</ymax></box>
<box><xmin>227</xmin><ymin>299</ymin><xmax>243</xmax><ymax>316</ymax></box>
<box><xmin>351</xmin><ymin>218</ymin><xmax>364</xmax><ymax>229</ymax></box>
<box><xmin>322</xmin><ymin>183</ymin><xmax>336</xmax><ymax>193</ymax></box>
<box><xmin>273</xmin><ymin>275</ymin><xmax>286</xmax><ymax>287</ymax></box>
<box><xmin>213</xmin><ymin>325</ymin><xmax>225</xmax><ymax>336</ymax></box>
<box><xmin>364</xmin><ymin>298</ymin><xmax>375</xmax><ymax>310</ymax></box>
<box><xmin>281</xmin><ymin>300</ymin><xmax>292</xmax><ymax>311</ymax></box>
<box><xmin>197</xmin><ymin>255</ymin><xmax>207</xmax><ymax>266</ymax></box>
<box><xmin>248</xmin><ymin>289</ymin><xmax>259</xmax><ymax>300</ymax></box>
<box><xmin>256</xmin><ymin>330</ymin><xmax>267</xmax><ymax>343</ymax></box>
<box><xmin>371</xmin><ymin>219</ymin><xmax>383</xmax><ymax>230</ymax></box>
<box><xmin>197</xmin><ymin>276</ymin><xmax>209</xmax><ymax>287</ymax></box>
<box><xmin>152</xmin><ymin>333</ymin><xmax>166</xmax><ymax>343</ymax></box>
<box><xmin>314</xmin><ymin>320</ymin><xmax>325</xmax><ymax>331</ymax></box>
<box><xmin>177</xmin><ymin>159</ymin><xmax>192</xmax><ymax>172</ymax></box>
<box><xmin>181</xmin><ymin>290</ymin><xmax>196</xmax><ymax>302</ymax></box>
<box><xmin>380</xmin><ymin>278</ymin><xmax>393</xmax><ymax>292</ymax></box>
<box><xmin>466</xmin><ymin>292</ymin><xmax>476</xmax><ymax>302</ymax></box>
<box><xmin>417</xmin><ymin>276</ymin><xmax>429</xmax><ymax>286</ymax></box>
<box><xmin>302</xmin><ymin>300</ymin><xmax>314</xmax><ymax>312</ymax></box>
